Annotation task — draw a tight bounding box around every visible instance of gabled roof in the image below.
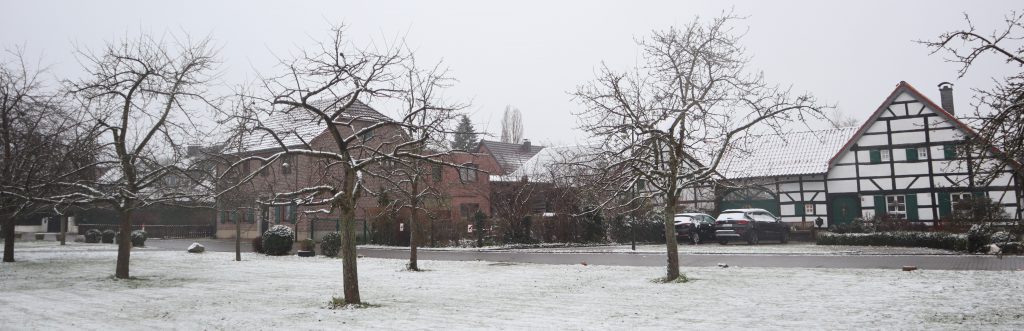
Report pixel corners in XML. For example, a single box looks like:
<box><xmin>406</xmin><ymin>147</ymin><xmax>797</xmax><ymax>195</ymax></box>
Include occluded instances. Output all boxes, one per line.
<box><xmin>233</xmin><ymin>99</ymin><xmax>392</xmax><ymax>153</ymax></box>
<box><xmin>826</xmin><ymin>81</ymin><xmax>1019</xmax><ymax>170</ymax></box>
<box><xmin>718</xmin><ymin>127</ymin><xmax>858</xmax><ymax>179</ymax></box>
<box><xmin>491</xmin><ymin>144</ymin><xmax>597</xmax><ymax>183</ymax></box>
<box><xmin>476</xmin><ymin>140</ymin><xmax>546</xmax><ymax>174</ymax></box>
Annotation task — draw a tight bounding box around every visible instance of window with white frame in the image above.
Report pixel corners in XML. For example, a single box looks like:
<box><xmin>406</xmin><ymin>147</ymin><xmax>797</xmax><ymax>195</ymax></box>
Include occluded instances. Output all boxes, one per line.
<box><xmin>951</xmin><ymin>192</ymin><xmax>973</xmax><ymax>211</ymax></box>
<box><xmin>880</xmin><ymin>149</ymin><xmax>891</xmax><ymax>162</ymax></box>
<box><xmin>917</xmin><ymin>147</ymin><xmax>928</xmax><ymax>159</ymax></box>
<box><xmin>804</xmin><ymin>204</ymin><xmax>815</xmax><ymax>215</ymax></box>
<box><xmin>886</xmin><ymin>195</ymin><xmax>906</xmax><ymax>218</ymax></box>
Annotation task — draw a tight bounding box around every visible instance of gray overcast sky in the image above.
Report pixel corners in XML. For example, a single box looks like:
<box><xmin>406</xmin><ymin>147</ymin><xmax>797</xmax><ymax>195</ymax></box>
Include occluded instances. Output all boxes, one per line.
<box><xmin>2</xmin><ymin>0</ymin><xmax>1020</xmax><ymax>146</ymax></box>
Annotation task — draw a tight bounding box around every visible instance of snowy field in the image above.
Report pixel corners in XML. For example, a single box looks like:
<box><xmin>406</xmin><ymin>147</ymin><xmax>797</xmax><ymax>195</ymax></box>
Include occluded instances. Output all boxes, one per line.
<box><xmin>2</xmin><ymin>242</ymin><xmax>1022</xmax><ymax>330</ymax></box>
<box><xmin>363</xmin><ymin>242</ymin><xmax>958</xmax><ymax>256</ymax></box>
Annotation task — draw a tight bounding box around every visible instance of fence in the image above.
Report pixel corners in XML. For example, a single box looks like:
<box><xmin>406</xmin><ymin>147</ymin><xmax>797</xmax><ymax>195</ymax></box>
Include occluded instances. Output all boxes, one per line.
<box><xmin>77</xmin><ymin>224</ymin><xmax>216</xmax><ymax>239</ymax></box>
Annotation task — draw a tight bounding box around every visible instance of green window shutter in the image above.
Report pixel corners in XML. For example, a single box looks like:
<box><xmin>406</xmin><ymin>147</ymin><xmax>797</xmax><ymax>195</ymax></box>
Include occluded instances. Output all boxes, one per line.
<box><xmin>944</xmin><ymin>144</ymin><xmax>956</xmax><ymax>159</ymax></box>
<box><xmin>937</xmin><ymin>193</ymin><xmax>952</xmax><ymax>218</ymax></box>
<box><xmin>272</xmin><ymin>206</ymin><xmax>280</xmax><ymax>223</ymax></box>
<box><xmin>794</xmin><ymin>202</ymin><xmax>805</xmax><ymax>216</ymax></box>
<box><xmin>873</xmin><ymin>195</ymin><xmax>886</xmax><ymax>218</ymax></box>
<box><xmin>869</xmin><ymin>150</ymin><xmax>881</xmax><ymax>164</ymax></box>
<box><xmin>246</xmin><ymin>209</ymin><xmax>255</xmax><ymax>224</ymax></box>
<box><xmin>906</xmin><ymin>148</ymin><xmax>918</xmax><ymax>162</ymax></box>
<box><xmin>288</xmin><ymin>204</ymin><xmax>298</xmax><ymax>224</ymax></box>
<box><xmin>906</xmin><ymin>194</ymin><xmax>918</xmax><ymax>221</ymax></box>
<box><xmin>220</xmin><ymin>211</ymin><xmax>228</xmax><ymax>224</ymax></box>
<box><xmin>972</xmin><ymin>192</ymin><xmax>985</xmax><ymax>199</ymax></box>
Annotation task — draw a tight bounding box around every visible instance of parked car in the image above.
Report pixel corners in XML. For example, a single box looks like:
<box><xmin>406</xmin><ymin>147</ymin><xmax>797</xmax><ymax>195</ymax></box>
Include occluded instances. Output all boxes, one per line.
<box><xmin>673</xmin><ymin>213</ymin><xmax>716</xmax><ymax>244</ymax></box>
<box><xmin>714</xmin><ymin>208</ymin><xmax>790</xmax><ymax>245</ymax></box>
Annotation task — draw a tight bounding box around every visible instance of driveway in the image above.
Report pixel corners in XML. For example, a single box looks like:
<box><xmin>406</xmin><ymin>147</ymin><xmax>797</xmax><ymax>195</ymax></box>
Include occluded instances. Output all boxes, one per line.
<box><xmin>145</xmin><ymin>239</ymin><xmax>1024</xmax><ymax>271</ymax></box>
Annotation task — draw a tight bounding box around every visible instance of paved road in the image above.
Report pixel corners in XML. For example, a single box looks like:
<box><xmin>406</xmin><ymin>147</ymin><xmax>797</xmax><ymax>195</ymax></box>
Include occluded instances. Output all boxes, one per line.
<box><xmin>146</xmin><ymin>239</ymin><xmax>1024</xmax><ymax>271</ymax></box>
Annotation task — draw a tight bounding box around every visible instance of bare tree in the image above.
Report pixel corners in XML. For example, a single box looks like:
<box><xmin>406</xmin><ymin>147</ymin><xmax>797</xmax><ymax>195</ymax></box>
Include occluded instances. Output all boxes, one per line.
<box><xmin>572</xmin><ymin>14</ymin><xmax>826</xmax><ymax>281</ymax></box>
<box><xmin>921</xmin><ymin>11</ymin><xmax>1024</xmax><ymax>183</ymax></box>
<box><xmin>0</xmin><ymin>48</ymin><xmax>97</xmax><ymax>262</ymax></box>
<box><xmin>374</xmin><ymin>57</ymin><xmax>464</xmax><ymax>271</ymax></box>
<box><xmin>500</xmin><ymin>105</ymin><xmax>523</xmax><ymax>144</ymax></box>
<box><xmin>22</xmin><ymin>34</ymin><xmax>222</xmax><ymax>279</ymax></box>
<box><xmin>824</xmin><ymin>109</ymin><xmax>860</xmax><ymax>129</ymax></box>
<box><xmin>220</xmin><ymin>25</ymin><xmax>463</xmax><ymax>305</ymax></box>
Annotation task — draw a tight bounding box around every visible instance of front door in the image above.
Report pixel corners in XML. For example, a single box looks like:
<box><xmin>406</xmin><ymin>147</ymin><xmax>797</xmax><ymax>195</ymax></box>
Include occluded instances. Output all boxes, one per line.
<box><xmin>828</xmin><ymin>194</ymin><xmax>859</xmax><ymax>226</ymax></box>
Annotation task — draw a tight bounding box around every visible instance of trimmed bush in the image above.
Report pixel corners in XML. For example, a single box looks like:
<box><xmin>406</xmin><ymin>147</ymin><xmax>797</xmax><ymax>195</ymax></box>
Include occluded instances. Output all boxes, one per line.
<box><xmin>130</xmin><ymin>230</ymin><xmax>147</xmax><ymax>247</ymax></box>
<box><xmin>967</xmin><ymin>224</ymin><xmax>991</xmax><ymax>253</ymax></box>
<box><xmin>251</xmin><ymin>236</ymin><xmax>265</xmax><ymax>254</ymax></box>
<box><xmin>262</xmin><ymin>225</ymin><xmax>294</xmax><ymax>256</ymax></box>
<box><xmin>817</xmin><ymin>231</ymin><xmax>967</xmax><ymax>251</ymax></box>
<box><xmin>321</xmin><ymin>232</ymin><xmax>341</xmax><ymax>257</ymax></box>
<box><xmin>101</xmin><ymin>230</ymin><xmax>116</xmax><ymax>243</ymax></box>
<box><xmin>996</xmin><ymin>242</ymin><xmax>1023</xmax><ymax>254</ymax></box>
<box><xmin>85</xmin><ymin>229</ymin><xmax>102</xmax><ymax>243</ymax></box>
<box><xmin>990</xmin><ymin>231</ymin><xmax>1016</xmax><ymax>244</ymax></box>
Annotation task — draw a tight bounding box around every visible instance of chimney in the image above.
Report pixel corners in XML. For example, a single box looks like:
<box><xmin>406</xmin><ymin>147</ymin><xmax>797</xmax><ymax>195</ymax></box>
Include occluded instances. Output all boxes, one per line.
<box><xmin>520</xmin><ymin>139</ymin><xmax>531</xmax><ymax>152</ymax></box>
<box><xmin>938</xmin><ymin>82</ymin><xmax>955</xmax><ymax>115</ymax></box>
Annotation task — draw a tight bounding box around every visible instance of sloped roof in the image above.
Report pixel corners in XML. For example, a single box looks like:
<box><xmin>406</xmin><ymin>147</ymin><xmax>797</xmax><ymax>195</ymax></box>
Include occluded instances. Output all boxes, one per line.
<box><xmin>718</xmin><ymin>127</ymin><xmax>858</xmax><ymax>179</ymax></box>
<box><xmin>477</xmin><ymin>140</ymin><xmax>546</xmax><ymax>174</ymax></box>
<box><xmin>491</xmin><ymin>144</ymin><xmax>597</xmax><ymax>182</ymax></box>
<box><xmin>234</xmin><ymin>99</ymin><xmax>392</xmax><ymax>153</ymax></box>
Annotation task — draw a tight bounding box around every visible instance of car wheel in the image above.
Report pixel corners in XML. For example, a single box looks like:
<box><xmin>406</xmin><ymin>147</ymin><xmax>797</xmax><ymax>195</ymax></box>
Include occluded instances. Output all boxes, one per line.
<box><xmin>781</xmin><ymin>230</ymin><xmax>790</xmax><ymax>244</ymax></box>
<box><xmin>747</xmin><ymin>231</ymin><xmax>759</xmax><ymax>245</ymax></box>
<box><xmin>718</xmin><ymin>239</ymin><xmax>729</xmax><ymax>245</ymax></box>
<box><xmin>690</xmin><ymin>232</ymin><xmax>701</xmax><ymax>245</ymax></box>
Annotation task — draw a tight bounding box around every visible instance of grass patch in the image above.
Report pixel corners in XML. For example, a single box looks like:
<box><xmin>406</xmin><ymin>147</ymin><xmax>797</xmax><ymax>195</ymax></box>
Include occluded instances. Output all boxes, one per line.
<box><xmin>651</xmin><ymin>274</ymin><xmax>690</xmax><ymax>284</ymax></box>
<box><xmin>328</xmin><ymin>297</ymin><xmax>380</xmax><ymax>310</ymax></box>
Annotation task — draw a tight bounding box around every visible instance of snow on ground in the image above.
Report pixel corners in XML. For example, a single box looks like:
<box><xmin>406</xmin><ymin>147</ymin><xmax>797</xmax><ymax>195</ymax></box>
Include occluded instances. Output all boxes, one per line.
<box><xmin>2</xmin><ymin>243</ymin><xmax>1022</xmax><ymax>330</ymax></box>
<box><xmin>362</xmin><ymin>242</ymin><xmax>958</xmax><ymax>256</ymax></box>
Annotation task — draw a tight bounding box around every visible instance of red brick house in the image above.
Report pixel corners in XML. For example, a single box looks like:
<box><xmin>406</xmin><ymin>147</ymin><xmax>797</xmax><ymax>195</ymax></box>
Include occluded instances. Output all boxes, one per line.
<box><xmin>215</xmin><ymin>100</ymin><xmax>500</xmax><ymax>242</ymax></box>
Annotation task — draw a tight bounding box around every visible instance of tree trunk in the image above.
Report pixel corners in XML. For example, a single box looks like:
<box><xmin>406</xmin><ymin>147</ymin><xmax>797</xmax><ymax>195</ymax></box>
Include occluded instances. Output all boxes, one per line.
<box><xmin>408</xmin><ymin>205</ymin><xmax>418</xmax><ymax>271</ymax></box>
<box><xmin>115</xmin><ymin>209</ymin><xmax>133</xmax><ymax>279</ymax></box>
<box><xmin>3</xmin><ymin>217</ymin><xmax>14</xmax><ymax>262</ymax></box>
<box><xmin>60</xmin><ymin>215</ymin><xmax>67</xmax><ymax>246</ymax></box>
<box><xmin>235</xmin><ymin>211</ymin><xmax>241</xmax><ymax>261</ymax></box>
<box><xmin>662</xmin><ymin>203</ymin><xmax>680</xmax><ymax>281</ymax></box>
<box><xmin>340</xmin><ymin>202</ymin><xmax>361</xmax><ymax>304</ymax></box>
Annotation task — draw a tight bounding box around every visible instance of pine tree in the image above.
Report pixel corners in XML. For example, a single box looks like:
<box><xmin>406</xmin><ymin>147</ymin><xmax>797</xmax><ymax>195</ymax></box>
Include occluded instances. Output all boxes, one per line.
<box><xmin>450</xmin><ymin>115</ymin><xmax>478</xmax><ymax>151</ymax></box>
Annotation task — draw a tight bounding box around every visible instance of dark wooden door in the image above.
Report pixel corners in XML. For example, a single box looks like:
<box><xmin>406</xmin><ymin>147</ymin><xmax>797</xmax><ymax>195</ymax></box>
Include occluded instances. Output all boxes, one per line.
<box><xmin>828</xmin><ymin>194</ymin><xmax>860</xmax><ymax>226</ymax></box>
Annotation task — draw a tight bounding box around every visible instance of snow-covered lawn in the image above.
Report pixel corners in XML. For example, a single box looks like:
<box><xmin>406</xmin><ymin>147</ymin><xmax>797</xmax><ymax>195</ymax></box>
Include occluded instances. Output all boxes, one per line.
<box><xmin>2</xmin><ymin>243</ymin><xmax>1022</xmax><ymax>330</ymax></box>
<box><xmin>364</xmin><ymin>242</ymin><xmax>959</xmax><ymax>256</ymax></box>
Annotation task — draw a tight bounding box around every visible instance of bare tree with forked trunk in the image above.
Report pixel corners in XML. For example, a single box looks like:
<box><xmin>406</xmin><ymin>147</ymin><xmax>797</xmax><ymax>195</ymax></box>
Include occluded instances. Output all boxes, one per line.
<box><xmin>572</xmin><ymin>13</ymin><xmax>827</xmax><ymax>281</ymax></box>
<box><xmin>218</xmin><ymin>25</ymin><xmax>464</xmax><ymax>305</ymax></box>
<box><xmin>11</xmin><ymin>33</ymin><xmax>222</xmax><ymax>279</ymax></box>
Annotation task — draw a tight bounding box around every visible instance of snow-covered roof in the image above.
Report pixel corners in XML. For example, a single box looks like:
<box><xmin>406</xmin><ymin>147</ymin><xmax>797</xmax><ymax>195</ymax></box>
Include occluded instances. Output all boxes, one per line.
<box><xmin>233</xmin><ymin>99</ymin><xmax>392</xmax><ymax>153</ymax></box>
<box><xmin>491</xmin><ymin>144</ymin><xmax>598</xmax><ymax>183</ymax></box>
<box><xmin>477</xmin><ymin>140</ymin><xmax>546</xmax><ymax>175</ymax></box>
<box><xmin>718</xmin><ymin>127</ymin><xmax>857</xmax><ymax>179</ymax></box>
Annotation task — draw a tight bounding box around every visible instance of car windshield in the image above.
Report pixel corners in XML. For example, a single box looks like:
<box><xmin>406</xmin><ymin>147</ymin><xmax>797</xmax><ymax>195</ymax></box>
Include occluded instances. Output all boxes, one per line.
<box><xmin>717</xmin><ymin>212</ymin><xmax>747</xmax><ymax>221</ymax></box>
<box><xmin>673</xmin><ymin>215</ymin><xmax>694</xmax><ymax>222</ymax></box>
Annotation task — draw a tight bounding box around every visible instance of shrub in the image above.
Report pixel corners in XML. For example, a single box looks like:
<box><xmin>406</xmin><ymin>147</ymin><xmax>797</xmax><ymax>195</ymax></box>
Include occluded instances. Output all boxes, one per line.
<box><xmin>101</xmin><ymin>230</ymin><xmax>116</xmax><ymax>243</ymax></box>
<box><xmin>130</xmin><ymin>230</ymin><xmax>147</xmax><ymax>247</ymax></box>
<box><xmin>817</xmin><ymin>231</ymin><xmax>967</xmax><ymax>251</ymax></box>
<box><xmin>251</xmin><ymin>236</ymin><xmax>265</xmax><ymax>254</ymax></box>
<box><xmin>942</xmin><ymin>196</ymin><xmax>1010</xmax><ymax>232</ymax></box>
<box><xmin>262</xmin><ymin>225</ymin><xmax>294</xmax><ymax>256</ymax></box>
<box><xmin>967</xmin><ymin>224</ymin><xmax>992</xmax><ymax>253</ymax></box>
<box><xmin>321</xmin><ymin>232</ymin><xmax>341</xmax><ymax>257</ymax></box>
<box><xmin>990</xmin><ymin>231</ymin><xmax>1016</xmax><ymax>244</ymax></box>
<box><xmin>996</xmin><ymin>242</ymin><xmax>1023</xmax><ymax>254</ymax></box>
<box><xmin>608</xmin><ymin>214</ymin><xmax>664</xmax><ymax>244</ymax></box>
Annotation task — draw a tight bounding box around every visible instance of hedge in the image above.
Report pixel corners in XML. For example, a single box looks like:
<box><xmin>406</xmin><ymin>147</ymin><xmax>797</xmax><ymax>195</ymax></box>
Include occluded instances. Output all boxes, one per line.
<box><xmin>817</xmin><ymin>231</ymin><xmax>968</xmax><ymax>251</ymax></box>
